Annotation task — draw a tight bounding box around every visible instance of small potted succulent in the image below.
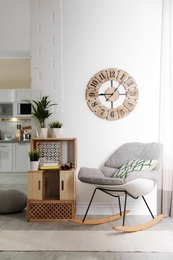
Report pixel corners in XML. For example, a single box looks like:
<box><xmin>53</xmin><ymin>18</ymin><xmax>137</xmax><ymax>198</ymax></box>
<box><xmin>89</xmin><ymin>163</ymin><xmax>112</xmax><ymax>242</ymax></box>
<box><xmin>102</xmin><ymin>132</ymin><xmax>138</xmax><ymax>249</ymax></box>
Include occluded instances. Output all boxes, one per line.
<box><xmin>27</xmin><ymin>96</ymin><xmax>57</xmax><ymax>138</ymax></box>
<box><xmin>28</xmin><ymin>150</ymin><xmax>40</xmax><ymax>170</ymax></box>
<box><xmin>49</xmin><ymin>120</ymin><xmax>63</xmax><ymax>138</ymax></box>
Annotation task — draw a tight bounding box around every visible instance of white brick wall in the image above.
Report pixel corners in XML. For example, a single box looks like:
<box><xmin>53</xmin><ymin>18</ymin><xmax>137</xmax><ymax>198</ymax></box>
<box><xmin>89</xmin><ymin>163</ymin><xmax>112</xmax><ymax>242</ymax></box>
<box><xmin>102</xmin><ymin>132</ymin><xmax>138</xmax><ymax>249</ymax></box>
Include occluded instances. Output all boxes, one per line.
<box><xmin>39</xmin><ymin>0</ymin><xmax>61</xmax><ymax>11</ymax></box>
<box><xmin>30</xmin><ymin>0</ymin><xmax>63</xmax><ymax>124</ymax></box>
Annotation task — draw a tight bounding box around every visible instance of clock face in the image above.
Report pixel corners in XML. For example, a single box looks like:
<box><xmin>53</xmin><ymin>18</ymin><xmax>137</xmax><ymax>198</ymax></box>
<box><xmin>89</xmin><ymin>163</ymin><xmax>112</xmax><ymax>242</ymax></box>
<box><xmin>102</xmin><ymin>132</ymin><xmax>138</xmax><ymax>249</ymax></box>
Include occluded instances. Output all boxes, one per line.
<box><xmin>85</xmin><ymin>68</ymin><xmax>139</xmax><ymax>120</ymax></box>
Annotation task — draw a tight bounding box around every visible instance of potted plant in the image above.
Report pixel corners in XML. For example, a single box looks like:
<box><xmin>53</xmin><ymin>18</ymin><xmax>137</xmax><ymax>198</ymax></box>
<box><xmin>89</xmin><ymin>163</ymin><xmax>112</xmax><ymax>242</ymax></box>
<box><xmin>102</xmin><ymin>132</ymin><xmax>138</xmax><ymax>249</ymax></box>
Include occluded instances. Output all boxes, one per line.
<box><xmin>49</xmin><ymin>121</ymin><xmax>63</xmax><ymax>138</ymax></box>
<box><xmin>28</xmin><ymin>150</ymin><xmax>40</xmax><ymax>170</ymax></box>
<box><xmin>27</xmin><ymin>96</ymin><xmax>57</xmax><ymax>138</ymax></box>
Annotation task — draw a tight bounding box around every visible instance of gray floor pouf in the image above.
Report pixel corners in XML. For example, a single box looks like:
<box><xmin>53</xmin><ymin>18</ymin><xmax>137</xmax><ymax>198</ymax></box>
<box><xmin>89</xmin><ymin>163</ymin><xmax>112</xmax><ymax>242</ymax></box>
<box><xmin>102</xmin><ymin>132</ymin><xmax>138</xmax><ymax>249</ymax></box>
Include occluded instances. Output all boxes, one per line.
<box><xmin>0</xmin><ymin>188</ymin><xmax>27</xmax><ymax>214</ymax></box>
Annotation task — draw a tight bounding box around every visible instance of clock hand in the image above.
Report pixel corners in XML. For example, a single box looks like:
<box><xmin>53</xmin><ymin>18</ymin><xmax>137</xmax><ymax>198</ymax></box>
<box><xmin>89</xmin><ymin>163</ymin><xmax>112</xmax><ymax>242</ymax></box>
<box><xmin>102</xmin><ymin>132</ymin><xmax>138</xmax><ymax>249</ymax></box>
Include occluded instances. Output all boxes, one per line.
<box><xmin>105</xmin><ymin>82</ymin><xmax>121</xmax><ymax>100</ymax></box>
<box><xmin>112</xmin><ymin>83</ymin><xmax>121</xmax><ymax>93</ymax></box>
<box><xmin>105</xmin><ymin>83</ymin><xmax>123</xmax><ymax>101</ymax></box>
<box><xmin>106</xmin><ymin>93</ymin><xmax>113</xmax><ymax>101</ymax></box>
<box><xmin>99</xmin><ymin>92</ymin><xmax>125</xmax><ymax>99</ymax></box>
<box><xmin>98</xmin><ymin>93</ymin><xmax>114</xmax><ymax>96</ymax></box>
<box><xmin>98</xmin><ymin>92</ymin><xmax>115</xmax><ymax>101</ymax></box>
<box><xmin>99</xmin><ymin>83</ymin><xmax>125</xmax><ymax>101</ymax></box>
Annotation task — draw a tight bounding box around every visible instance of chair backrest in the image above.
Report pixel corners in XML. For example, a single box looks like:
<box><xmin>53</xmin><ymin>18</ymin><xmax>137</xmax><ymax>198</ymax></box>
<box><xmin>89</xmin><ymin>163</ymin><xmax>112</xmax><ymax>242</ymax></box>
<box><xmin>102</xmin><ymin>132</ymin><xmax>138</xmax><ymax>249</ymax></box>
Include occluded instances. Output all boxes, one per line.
<box><xmin>105</xmin><ymin>142</ymin><xmax>163</xmax><ymax>170</ymax></box>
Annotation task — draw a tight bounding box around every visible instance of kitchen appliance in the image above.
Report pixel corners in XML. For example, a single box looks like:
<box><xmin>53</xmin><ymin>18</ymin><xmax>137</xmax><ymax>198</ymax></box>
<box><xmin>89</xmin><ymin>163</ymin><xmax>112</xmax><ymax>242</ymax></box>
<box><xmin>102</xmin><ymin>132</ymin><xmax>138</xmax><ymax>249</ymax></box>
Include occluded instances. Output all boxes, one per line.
<box><xmin>22</xmin><ymin>126</ymin><xmax>32</xmax><ymax>141</ymax></box>
<box><xmin>0</xmin><ymin>103</ymin><xmax>13</xmax><ymax>118</ymax></box>
<box><xmin>13</xmin><ymin>102</ymin><xmax>32</xmax><ymax>118</ymax></box>
<box><xmin>23</xmin><ymin>131</ymin><xmax>31</xmax><ymax>140</ymax></box>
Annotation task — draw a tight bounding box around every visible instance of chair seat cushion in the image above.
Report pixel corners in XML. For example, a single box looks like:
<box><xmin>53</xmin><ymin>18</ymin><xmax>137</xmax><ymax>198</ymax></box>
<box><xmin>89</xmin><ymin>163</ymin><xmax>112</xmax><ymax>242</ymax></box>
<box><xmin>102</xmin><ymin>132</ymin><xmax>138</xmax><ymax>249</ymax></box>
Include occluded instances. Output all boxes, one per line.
<box><xmin>78</xmin><ymin>167</ymin><xmax>124</xmax><ymax>185</ymax></box>
<box><xmin>78</xmin><ymin>167</ymin><xmax>159</xmax><ymax>186</ymax></box>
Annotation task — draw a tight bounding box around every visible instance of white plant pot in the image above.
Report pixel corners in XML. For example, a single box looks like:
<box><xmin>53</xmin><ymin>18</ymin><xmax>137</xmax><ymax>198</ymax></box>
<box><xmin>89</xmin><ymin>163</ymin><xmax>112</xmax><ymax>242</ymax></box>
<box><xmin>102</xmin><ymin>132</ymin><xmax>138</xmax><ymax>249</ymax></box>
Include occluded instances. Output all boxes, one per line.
<box><xmin>36</xmin><ymin>128</ymin><xmax>48</xmax><ymax>138</ymax></box>
<box><xmin>50</xmin><ymin>128</ymin><xmax>63</xmax><ymax>138</ymax></box>
<box><xmin>30</xmin><ymin>161</ymin><xmax>39</xmax><ymax>171</ymax></box>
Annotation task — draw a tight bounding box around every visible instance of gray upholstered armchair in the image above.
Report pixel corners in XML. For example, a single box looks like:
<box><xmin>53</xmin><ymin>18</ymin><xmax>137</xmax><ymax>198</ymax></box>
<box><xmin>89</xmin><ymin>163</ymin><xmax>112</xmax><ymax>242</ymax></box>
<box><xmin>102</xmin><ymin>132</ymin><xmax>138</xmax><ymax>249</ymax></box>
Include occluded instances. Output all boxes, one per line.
<box><xmin>71</xmin><ymin>142</ymin><xmax>164</xmax><ymax>231</ymax></box>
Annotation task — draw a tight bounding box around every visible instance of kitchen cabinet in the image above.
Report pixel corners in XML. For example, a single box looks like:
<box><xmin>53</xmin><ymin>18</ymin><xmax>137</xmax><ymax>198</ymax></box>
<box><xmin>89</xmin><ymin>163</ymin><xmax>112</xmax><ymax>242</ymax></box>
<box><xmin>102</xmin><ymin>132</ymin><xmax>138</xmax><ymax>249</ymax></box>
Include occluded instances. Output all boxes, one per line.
<box><xmin>14</xmin><ymin>89</ymin><xmax>31</xmax><ymax>101</ymax></box>
<box><xmin>0</xmin><ymin>90</ymin><xmax>14</xmax><ymax>102</ymax></box>
<box><xmin>0</xmin><ymin>142</ymin><xmax>30</xmax><ymax>173</ymax></box>
<box><xmin>0</xmin><ymin>88</ymin><xmax>31</xmax><ymax>103</ymax></box>
<box><xmin>0</xmin><ymin>143</ymin><xmax>12</xmax><ymax>172</ymax></box>
<box><xmin>13</xmin><ymin>143</ymin><xmax>30</xmax><ymax>172</ymax></box>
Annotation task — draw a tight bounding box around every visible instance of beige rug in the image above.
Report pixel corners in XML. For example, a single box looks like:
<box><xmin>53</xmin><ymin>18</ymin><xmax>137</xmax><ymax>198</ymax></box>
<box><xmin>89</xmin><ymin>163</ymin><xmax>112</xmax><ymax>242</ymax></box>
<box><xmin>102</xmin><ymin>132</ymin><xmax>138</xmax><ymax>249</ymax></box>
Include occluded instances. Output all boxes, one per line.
<box><xmin>0</xmin><ymin>230</ymin><xmax>173</xmax><ymax>252</ymax></box>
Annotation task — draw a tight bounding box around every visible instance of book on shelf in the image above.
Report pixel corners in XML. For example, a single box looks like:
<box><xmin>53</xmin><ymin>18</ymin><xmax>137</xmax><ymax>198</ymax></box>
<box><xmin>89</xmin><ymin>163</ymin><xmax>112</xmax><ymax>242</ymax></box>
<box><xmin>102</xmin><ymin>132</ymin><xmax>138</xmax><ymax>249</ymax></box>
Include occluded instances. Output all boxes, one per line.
<box><xmin>39</xmin><ymin>166</ymin><xmax>60</xmax><ymax>170</ymax></box>
<box><xmin>39</xmin><ymin>162</ymin><xmax>60</xmax><ymax>169</ymax></box>
<box><xmin>41</xmin><ymin>163</ymin><xmax>59</xmax><ymax>167</ymax></box>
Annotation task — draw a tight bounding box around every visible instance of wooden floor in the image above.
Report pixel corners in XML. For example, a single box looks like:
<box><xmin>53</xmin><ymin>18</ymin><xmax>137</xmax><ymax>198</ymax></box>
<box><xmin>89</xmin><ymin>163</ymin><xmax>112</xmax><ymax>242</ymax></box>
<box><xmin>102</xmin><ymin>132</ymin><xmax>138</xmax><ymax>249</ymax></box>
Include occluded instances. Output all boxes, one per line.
<box><xmin>0</xmin><ymin>173</ymin><xmax>173</xmax><ymax>260</ymax></box>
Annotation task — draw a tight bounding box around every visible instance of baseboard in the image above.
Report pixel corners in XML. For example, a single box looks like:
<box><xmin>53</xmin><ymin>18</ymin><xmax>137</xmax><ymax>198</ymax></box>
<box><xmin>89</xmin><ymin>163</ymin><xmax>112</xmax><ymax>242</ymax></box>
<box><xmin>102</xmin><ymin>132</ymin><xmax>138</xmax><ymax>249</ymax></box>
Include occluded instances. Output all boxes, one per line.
<box><xmin>76</xmin><ymin>201</ymin><xmax>156</xmax><ymax>216</ymax></box>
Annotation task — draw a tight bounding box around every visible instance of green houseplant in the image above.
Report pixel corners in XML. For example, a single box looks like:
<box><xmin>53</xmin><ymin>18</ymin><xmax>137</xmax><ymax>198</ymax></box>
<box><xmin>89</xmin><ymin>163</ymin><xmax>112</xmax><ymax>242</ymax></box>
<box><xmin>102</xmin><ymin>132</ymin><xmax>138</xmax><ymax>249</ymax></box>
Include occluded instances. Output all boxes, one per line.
<box><xmin>28</xmin><ymin>150</ymin><xmax>40</xmax><ymax>170</ymax></box>
<box><xmin>27</xmin><ymin>96</ymin><xmax>57</xmax><ymax>138</ymax></box>
<box><xmin>49</xmin><ymin>121</ymin><xmax>63</xmax><ymax>128</ymax></box>
<box><xmin>28</xmin><ymin>150</ymin><xmax>39</xmax><ymax>161</ymax></box>
<box><xmin>49</xmin><ymin>120</ymin><xmax>63</xmax><ymax>138</ymax></box>
<box><xmin>28</xmin><ymin>96</ymin><xmax>57</xmax><ymax>128</ymax></box>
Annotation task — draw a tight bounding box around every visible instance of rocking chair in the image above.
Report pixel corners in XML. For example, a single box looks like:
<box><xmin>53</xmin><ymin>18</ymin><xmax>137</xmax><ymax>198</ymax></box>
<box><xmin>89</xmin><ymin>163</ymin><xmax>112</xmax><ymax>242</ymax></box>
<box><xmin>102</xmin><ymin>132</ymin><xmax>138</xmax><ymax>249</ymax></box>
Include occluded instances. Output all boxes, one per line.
<box><xmin>70</xmin><ymin>142</ymin><xmax>164</xmax><ymax>232</ymax></box>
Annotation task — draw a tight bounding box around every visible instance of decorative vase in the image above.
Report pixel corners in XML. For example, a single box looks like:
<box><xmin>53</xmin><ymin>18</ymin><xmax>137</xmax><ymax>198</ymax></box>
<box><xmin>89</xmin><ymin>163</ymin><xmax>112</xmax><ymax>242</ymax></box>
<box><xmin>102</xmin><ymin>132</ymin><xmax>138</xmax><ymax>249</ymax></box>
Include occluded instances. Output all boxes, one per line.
<box><xmin>51</xmin><ymin>128</ymin><xmax>63</xmax><ymax>138</ymax></box>
<box><xmin>30</xmin><ymin>161</ymin><xmax>39</xmax><ymax>171</ymax></box>
<box><xmin>36</xmin><ymin>128</ymin><xmax>48</xmax><ymax>138</ymax></box>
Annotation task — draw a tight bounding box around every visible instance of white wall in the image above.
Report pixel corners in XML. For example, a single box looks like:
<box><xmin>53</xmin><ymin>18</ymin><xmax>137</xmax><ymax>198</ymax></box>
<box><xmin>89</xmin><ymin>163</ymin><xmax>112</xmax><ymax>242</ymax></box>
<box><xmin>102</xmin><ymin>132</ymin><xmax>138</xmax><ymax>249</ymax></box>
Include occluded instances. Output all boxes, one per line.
<box><xmin>62</xmin><ymin>0</ymin><xmax>162</xmax><ymax>214</ymax></box>
<box><xmin>30</xmin><ymin>0</ymin><xmax>63</xmax><ymax>130</ymax></box>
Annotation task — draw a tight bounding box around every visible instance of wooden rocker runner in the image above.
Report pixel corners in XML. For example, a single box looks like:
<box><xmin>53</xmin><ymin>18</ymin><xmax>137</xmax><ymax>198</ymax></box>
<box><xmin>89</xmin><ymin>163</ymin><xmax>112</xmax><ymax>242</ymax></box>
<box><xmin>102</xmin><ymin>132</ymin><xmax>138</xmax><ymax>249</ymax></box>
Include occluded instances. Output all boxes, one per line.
<box><xmin>113</xmin><ymin>214</ymin><xmax>164</xmax><ymax>232</ymax></box>
<box><xmin>71</xmin><ymin>142</ymin><xmax>164</xmax><ymax>231</ymax></box>
<box><xmin>70</xmin><ymin>210</ymin><xmax>130</xmax><ymax>225</ymax></box>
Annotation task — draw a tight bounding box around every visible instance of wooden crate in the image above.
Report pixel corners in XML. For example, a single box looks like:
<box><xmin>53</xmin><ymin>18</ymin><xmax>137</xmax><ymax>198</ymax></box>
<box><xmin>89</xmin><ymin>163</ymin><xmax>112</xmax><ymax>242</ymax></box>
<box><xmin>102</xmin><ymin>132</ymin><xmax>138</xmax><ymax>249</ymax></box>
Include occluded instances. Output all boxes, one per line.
<box><xmin>27</xmin><ymin>199</ymin><xmax>76</xmax><ymax>222</ymax></box>
<box><xmin>30</xmin><ymin>138</ymin><xmax>77</xmax><ymax>169</ymax></box>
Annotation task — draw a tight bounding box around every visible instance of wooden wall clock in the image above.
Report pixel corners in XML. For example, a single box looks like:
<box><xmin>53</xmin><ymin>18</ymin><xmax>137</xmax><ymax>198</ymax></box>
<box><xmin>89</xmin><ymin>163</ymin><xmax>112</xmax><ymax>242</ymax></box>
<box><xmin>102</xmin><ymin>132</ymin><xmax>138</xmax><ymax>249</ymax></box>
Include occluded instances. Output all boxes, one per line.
<box><xmin>85</xmin><ymin>68</ymin><xmax>139</xmax><ymax>120</ymax></box>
